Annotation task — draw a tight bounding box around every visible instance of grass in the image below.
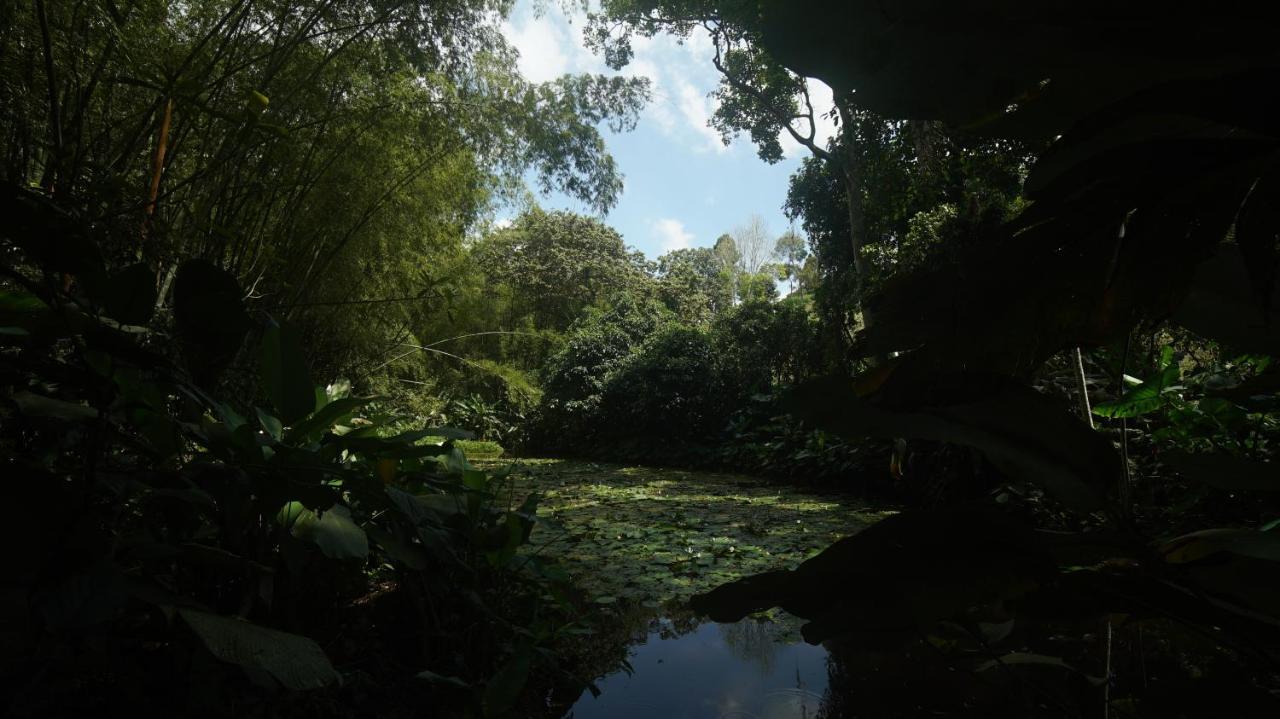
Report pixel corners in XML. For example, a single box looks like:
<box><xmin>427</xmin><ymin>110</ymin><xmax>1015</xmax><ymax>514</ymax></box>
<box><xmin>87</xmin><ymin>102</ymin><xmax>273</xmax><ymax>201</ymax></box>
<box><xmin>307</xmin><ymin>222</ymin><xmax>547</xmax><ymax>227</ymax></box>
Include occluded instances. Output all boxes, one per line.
<box><xmin>455</xmin><ymin>439</ymin><xmax>504</xmax><ymax>458</ymax></box>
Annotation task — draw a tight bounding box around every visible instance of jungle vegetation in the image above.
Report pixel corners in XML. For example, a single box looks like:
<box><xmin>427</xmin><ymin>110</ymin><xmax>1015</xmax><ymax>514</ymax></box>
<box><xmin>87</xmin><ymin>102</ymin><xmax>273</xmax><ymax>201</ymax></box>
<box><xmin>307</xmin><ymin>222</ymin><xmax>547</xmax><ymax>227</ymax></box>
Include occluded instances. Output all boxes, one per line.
<box><xmin>3</xmin><ymin>0</ymin><xmax>1280</xmax><ymax>717</ymax></box>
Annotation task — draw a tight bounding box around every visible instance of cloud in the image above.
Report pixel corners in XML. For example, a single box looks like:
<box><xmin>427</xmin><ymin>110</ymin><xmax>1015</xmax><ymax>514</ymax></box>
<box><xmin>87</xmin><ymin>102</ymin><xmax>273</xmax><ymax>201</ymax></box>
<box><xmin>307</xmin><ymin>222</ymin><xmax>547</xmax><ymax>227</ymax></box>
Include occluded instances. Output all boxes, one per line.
<box><xmin>675</xmin><ymin>78</ymin><xmax>728</xmax><ymax>154</ymax></box>
<box><xmin>504</xmin><ymin>2</ymin><xmax>732</xmax><ymax>154</ymax></box>
<box><xmin>503</xmin><ymin>12</ymin><xmax>571</xmax><ymax>83</ymax></box>
<box><xmin>652</xmin><ymin>218</ymin><xmax>695</xmax><ymax>253</ymax></box>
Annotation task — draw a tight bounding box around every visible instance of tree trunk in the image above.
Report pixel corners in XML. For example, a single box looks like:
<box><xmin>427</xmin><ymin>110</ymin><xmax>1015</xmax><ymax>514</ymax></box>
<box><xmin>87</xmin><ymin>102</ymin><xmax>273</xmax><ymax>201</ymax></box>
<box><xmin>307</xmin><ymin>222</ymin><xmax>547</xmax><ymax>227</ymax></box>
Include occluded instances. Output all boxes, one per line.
<box><xmin>836</xmin><ymin>101</ymin><xmax>874</xmax><ymax>343</ymax></box>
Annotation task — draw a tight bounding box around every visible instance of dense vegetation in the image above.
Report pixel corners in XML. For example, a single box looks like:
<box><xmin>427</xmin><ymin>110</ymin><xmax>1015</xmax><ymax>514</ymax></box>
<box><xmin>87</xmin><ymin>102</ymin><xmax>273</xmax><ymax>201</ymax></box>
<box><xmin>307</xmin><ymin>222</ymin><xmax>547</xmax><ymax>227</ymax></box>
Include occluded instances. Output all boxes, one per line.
<box><xmin>4</xmin><ymin>0</ymin><xmax>1280</xmax><ymax>717</ymax></box>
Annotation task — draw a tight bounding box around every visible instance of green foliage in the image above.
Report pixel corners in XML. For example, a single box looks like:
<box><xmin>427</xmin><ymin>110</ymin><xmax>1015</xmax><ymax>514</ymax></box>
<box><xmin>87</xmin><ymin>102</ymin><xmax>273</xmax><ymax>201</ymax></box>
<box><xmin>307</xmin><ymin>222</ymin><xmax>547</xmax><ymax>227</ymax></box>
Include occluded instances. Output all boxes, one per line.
<box><xmin>534</xmin><ymin>292</ymin><xmax>672</xmax><ymax>444</ymax></box>
<box><xmin>603</xmin><ymin>324</ymin><xmax>728</xmax><ymax>441</ymax></box>
<box><xmin>0</xmin><ymin>0</ymin><xmax>649</xmax><ymax>389</ymax></box>
<box><xmin>530</xmin><ymin>291</ymin><xmax>845</xmax><ymax>480</ymax></box>
<box><xmin>654</xmin><ymin>247</ymin><xmax>735</xmax><ymax>323</ymax></box>
<box><xmin>472</xmin><ymin>209</ymin><xmax>650</xmax><ymax>333</ymax></box>
<box><xmin>0</xmin><ymin>195</ymin><xmax>585</xmax><ymax>716</ymax></box>
<box><xmin>668</xmin><ymin>3</ymin><xmax>1280</xmax><ymax>711</ymax></box>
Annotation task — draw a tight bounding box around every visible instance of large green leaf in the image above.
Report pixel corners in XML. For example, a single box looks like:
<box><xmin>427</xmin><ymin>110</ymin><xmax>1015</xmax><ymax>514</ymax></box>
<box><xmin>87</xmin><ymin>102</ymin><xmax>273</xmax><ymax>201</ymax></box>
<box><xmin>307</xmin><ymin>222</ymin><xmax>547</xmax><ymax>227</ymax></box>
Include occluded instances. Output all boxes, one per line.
<box><xmin>284</xmin><ymin>396</ymin><xmax>374</xmax><ymax>444</ymax></box>
<box><xmin>12</xmin><ymin>391</ymin><xmax>99</xmax><ymax>421</ymax></box>
<box><xmin>260</xmin><ymin>319</ymin><xmax>316</xmax><ymax>424</ymax></box>
<box><xmin>1092</xmin><ymin>363</ymin><xmax>1181</xmax><ymax>418</ymax></box>
<box><xmin>286</xmin><ymin>504</ymin><xmax>368</xmax><ymax>560</ymax></box>
<box><xmin>1161</xmin><ymin>528</ymin><xmax>1280</xmax><ymax>564</ymax></box>
<box><xmin>178</xmin><ymin>609</ymin><xmax>339</xmax><ymax>690</ymax></box>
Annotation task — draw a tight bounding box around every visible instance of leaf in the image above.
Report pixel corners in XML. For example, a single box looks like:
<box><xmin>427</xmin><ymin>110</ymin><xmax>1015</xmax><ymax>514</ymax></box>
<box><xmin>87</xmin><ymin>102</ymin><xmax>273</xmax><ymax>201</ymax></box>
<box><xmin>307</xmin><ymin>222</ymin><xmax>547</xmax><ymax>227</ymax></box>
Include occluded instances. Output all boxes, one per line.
<box><xmin>12</xmin><ymin>391</ymin><xmax>99</xmax><ymax>421</ymax></box>
<box><xmin>1173</xmin><ymin>244</ymin><xmax>1280</xmax><ymax>356</ymax></box>
<box><xmin>173</xmin><ymin>260</ymin><xmax>251</xmax><ymax>386</ymax></box>
<box><xmin>1161</xmin><ymin>529</ymin><xmax>1280</xmax><ymax>564</ymax></box>
<box><xmin>483</xmin><ymin>644</ymin><xmax>533</xmax><ymax>718</ymax></box>
<box><xmin>1164</xmin><ymin>451</ymin><xmax>1277</xmax><ymax>492</ymax></box>
<box><xmin>284</xmin><ymin>396</ymin><xmax>374</xmax><ymax>444</ymax></box>
<box><xmin>1234</xmin><ymin>169</ymin><xmax>1280</xmax><ymax>314</ymax></box>
<box><xmin>325</xmin><ymin>379</ymin><xmax>352</xmax><ymax>403</ymax></box>
<box><xmin>416</xmin><ymin>670</ymin><xmax>470</xmax><ymax>690</ymax></box>
<box><xmin>101</xmin><ymin>262</ymin><xmax>156</xmax><ymax>326</ymax></box>
<box><xmin>289</xmin><ymin>505</ymin><xmax>368</xmax><ymax>560</ymax></box>
<box><xmin>36</xmin><ymin>561</ymin><xmax>127</xmax><ymax>634</ymax></box>
<box><xmin>787</xmin><ymin>375</ymin><xmax>1113</xmax><ymax>513</ymax></box>
<box><xmin>255</xmin><ymin>407</ymin><xmax>283</xmax><ymax>442</ymax></box>
<box><xmin>261</xmin><ymin>319</ymin><xmax>316</xmax><ymax>424</ymax></box>
<box><xmin>974</xmin><ymin>652</ymin><xmax>1106</xmax><ymax>686</ymax></box>
<box><xmin>1092</xmin><ymin>364</ymin><xmax>1181</xmax><ymax>418</ymax></box>
<box><xmin>178</xmin><ymin>609</ymin><xmax>339</xmax><ymax>690</ymax></box>
<box><xmin>366</xmin><ymin>525</ymin><xmax>428</xmax><ymax>570</ymax></box>
<box><xmin>0</xmin><ymin>290</ymin><xmax>48</xmax><ymax>333</ymax></box>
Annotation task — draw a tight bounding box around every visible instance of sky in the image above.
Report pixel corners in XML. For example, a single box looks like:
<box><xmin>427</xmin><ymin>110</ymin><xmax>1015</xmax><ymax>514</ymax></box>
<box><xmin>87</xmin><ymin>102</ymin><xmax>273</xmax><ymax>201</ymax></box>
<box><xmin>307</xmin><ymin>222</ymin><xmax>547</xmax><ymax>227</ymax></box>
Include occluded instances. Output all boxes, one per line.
<box><xmin>499</xmin><ymin>1</ymin><xmax>837</xmax><ymax>263</ymax></box>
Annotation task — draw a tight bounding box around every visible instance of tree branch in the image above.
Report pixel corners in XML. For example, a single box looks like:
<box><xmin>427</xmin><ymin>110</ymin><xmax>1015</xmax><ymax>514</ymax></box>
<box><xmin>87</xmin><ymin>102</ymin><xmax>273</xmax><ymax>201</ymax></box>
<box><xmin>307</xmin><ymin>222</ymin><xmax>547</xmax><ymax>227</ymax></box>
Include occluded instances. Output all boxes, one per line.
<box><xmin>705</xmin><ymin>21</ymin><xmax>832</xmax><ymax>164</ymax></box>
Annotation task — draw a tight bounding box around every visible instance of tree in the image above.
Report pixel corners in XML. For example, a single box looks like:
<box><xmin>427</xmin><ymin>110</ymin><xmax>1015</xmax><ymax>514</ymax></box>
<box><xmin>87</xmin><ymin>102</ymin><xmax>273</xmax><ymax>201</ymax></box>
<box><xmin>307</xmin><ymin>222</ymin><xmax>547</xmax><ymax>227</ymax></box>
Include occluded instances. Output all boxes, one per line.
<box><xmin>713</xmin><ymin>232</ymin><xmax>740</xmax><ymax>269</ymax></box>
<box><xmin>774</xmin><ymin>229</ymin><xmax>808</xmax><ymax>292</ymax></box>
<box><xmin>588</xmin><ymin>2</ymin><xmax>876</xmax><ymax>303</ymax></box>
<box><xmin>471</xmin><ymin>209</ymin><xmax>648</xmax><ymax>333</ymax></box>
<box><xmin>691</xmin><ymin>3</ymin><xmax>1280</xmax><ymax>712</ymax></box>
<box><xmin>655</xmin><ymin>247</ymin><xmax>735</xmax><ymax>323</ymax></box>
<box><xmin>731</xmin><ymin>213</ymin><xmax>776</xmax><ymax>277</ymax></box>
<box><xmin>0</xmin><ymin>0</ymin><xmax>651</xmax><ymax>384</ymax></box>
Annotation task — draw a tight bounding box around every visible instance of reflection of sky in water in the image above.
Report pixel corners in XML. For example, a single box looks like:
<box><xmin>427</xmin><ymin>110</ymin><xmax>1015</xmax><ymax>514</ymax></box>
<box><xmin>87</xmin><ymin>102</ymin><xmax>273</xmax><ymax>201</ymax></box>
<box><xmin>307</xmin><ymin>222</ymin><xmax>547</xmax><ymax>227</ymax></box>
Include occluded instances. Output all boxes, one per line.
<box><xmin>566</xmin><ymin>619</ymin><xmax>827</xmax><ymax>719</ymax></box>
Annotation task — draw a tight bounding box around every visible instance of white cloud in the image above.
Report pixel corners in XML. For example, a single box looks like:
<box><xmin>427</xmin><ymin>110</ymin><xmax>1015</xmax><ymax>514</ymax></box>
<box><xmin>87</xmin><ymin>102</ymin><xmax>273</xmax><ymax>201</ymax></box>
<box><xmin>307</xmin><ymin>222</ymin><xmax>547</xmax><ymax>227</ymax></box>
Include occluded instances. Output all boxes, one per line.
<box><xmin>504</xmin><ymin>2</ymin><xmax>734</xmax><ymax>154</ymax></box>
<box><xmin>652</xmin><ymin>218</ymin><xmax>695</xmax><ymax>252</ymax></box>
<box><xmin>503</xmin><ymin>13</ymin><xmax>571</xmax><ymax>83</ymax></box>
<box><xmin>675</xmin><ymin>78</ymin><xmax>728</xmax><ymax>154</ymax></box>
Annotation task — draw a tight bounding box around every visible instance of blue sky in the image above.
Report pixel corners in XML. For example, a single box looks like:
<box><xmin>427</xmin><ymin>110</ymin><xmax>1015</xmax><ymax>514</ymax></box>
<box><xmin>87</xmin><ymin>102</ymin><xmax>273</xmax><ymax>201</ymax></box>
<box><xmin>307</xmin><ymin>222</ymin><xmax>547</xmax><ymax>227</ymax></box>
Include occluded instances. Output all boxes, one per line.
<box><xmin>500</xmin><ymin>1</ymin><xmax>837</xmax><ymax>262</ymax></box>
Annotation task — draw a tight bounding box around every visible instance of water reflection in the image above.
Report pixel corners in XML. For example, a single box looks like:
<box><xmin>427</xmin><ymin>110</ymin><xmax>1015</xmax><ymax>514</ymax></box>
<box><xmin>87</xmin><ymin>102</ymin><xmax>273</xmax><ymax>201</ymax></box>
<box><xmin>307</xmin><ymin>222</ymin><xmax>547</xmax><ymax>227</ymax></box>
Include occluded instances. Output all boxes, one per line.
<box><xmin>565</xmin><ymin>618</ymin><xmax>827</xmax><ymax>719</ymax></box>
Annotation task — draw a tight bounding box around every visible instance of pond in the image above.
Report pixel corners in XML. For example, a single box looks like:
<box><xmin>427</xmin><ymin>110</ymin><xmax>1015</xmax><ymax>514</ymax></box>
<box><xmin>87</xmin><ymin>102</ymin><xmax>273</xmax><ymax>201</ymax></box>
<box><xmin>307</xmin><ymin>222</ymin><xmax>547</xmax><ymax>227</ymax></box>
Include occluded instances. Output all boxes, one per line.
<box><xmin>490</xmin><ymin>459</ymin><xmax>888</xmax><ymax>718</ymax></box>
<box><xmin>502</xmin><ymin>459</ymin><xmax>893</xmax><ymax>611</ymax></box>
<box><xmin>565</xmin><ymin>616</ymin><xmax>830</xmax><ymax>719</ymax></box>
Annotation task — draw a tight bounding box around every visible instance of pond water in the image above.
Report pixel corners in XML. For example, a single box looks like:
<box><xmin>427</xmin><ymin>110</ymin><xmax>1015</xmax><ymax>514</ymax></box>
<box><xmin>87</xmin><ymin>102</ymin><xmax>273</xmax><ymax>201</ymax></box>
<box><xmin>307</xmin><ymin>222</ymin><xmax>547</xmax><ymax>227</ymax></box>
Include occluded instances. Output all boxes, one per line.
<box><xmin>565</xmin><ymin>618</ymin><xmax>829</xmax><ymax>719</ymax></box>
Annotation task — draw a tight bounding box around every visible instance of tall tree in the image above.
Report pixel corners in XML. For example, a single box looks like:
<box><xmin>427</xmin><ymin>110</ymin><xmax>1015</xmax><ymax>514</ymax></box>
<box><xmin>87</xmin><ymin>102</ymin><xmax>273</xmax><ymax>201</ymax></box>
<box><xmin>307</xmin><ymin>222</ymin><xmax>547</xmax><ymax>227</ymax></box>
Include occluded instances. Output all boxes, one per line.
<box><xmin>471</xmin><ymin>208</ymin><xmax>648</xmax><ymax>333</ymax></box>
<box><xmin>774</xmin><ymin>228</ymin><xmax>808</xmax><ymax>292</ymax></box>
<box><xmin>589</xmin><ymin>1</ymin><xmax>874</xmax><ymax>299</ymax></box>
<box><xmin>731</xmin><ymin>213</ymin><xmax>775</xmax><ymax>277</ymax></box>
<box><xmin>0</xmin><ymin>0</ymin><xmax>651</xmax><ymax>382</ymax></box>
<box><xmin>655</xmin><ymin>246</ymin><xmax>735</xmax><ymax>323</ymax></box>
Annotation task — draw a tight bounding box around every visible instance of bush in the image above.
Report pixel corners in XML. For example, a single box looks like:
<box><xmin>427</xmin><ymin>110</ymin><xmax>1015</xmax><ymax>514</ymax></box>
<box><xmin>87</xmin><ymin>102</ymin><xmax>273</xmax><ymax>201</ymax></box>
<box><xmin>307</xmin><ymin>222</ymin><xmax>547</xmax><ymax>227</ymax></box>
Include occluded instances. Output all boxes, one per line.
<box><xmin>602</xmin><ymin>324</ymin><xmax>728</xmax><ymax>443</ymax></box>
<box><xmin>532</xmin><ymin>293</ymin><xmax>670</xmax><ymax>450</ymax></box>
